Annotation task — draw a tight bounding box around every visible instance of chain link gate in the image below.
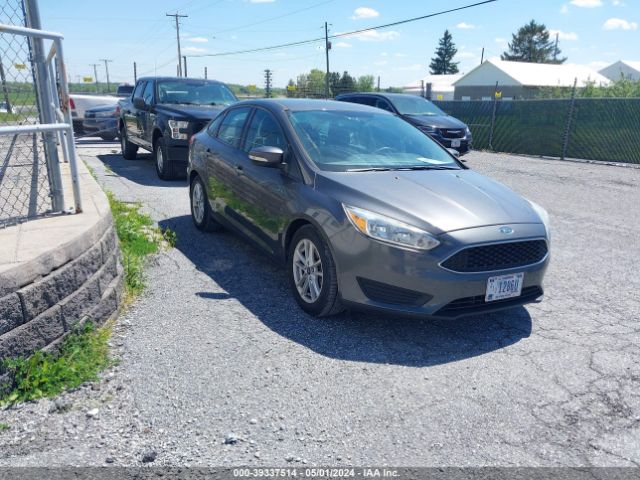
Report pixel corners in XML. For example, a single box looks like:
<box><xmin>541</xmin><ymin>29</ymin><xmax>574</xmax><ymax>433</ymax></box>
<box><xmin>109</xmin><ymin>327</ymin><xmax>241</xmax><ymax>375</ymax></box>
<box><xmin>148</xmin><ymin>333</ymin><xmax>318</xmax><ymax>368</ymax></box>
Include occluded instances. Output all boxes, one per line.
<box><xmin>0</xmin><ymin>0</ymin><xmax>81</xmax><ymax>227</ymax></box>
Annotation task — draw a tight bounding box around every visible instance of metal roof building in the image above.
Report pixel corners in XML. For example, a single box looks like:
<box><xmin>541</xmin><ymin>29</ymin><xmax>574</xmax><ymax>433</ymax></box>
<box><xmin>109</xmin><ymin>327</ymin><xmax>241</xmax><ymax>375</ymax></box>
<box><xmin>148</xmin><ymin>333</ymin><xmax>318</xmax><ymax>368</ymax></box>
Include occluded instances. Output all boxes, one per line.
<box><xmin>402</xmin><ymin>74</ymin><xmax>462</xmax><ymax>101</ymax></box>
<box><xmin>452</xmin><ymin>59</ymin><xmax>611</xmax><ymax>100</ymax></box>
<box><xmin>599</xmin><ymin>61</ymin><xmax>640</xmax><ymax>81</ymax></box>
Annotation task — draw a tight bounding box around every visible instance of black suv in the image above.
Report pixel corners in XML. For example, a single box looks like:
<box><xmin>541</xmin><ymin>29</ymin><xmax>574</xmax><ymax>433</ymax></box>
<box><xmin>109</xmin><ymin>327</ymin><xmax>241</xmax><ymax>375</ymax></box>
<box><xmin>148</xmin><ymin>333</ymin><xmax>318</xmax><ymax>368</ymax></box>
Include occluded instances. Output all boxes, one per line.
<box><xmin>119</xmin><ymin>77</ymin><xmax>237</xmax><ymax>179</ymax></box>
<box><xmin>336</xmin><ymin>93</ymin><xmax>472</xmax><ymax>155</ymax></box>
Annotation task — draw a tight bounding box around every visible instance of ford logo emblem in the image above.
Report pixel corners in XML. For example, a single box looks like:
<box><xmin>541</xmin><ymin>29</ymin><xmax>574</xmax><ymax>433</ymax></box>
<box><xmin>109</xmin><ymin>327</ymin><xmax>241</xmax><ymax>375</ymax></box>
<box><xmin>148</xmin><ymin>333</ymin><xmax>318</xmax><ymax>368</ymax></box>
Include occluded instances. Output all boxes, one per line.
<box><xmin>499</xmin><ymin>226</ymin><xmax>514</xmax><ymax>235</ymax></box>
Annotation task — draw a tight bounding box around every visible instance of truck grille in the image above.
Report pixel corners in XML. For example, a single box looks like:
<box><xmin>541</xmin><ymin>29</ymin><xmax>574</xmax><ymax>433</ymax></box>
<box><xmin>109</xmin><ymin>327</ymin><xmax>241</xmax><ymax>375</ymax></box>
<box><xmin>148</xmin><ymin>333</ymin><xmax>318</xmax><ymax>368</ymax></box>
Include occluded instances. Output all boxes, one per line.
<box><xmin>439</xmin><ymin>128</ymin><xmax>465</xmax><ymax>139</ymax></box>
<box><xmin>435</xmin><ymin>286</ymin><xmax>543</xmax><ymax>317</ymax></box>
<box><xmin>441</xmin><ymin>240</ymin><xmax>548</xmax><ymax>273</ymax></box>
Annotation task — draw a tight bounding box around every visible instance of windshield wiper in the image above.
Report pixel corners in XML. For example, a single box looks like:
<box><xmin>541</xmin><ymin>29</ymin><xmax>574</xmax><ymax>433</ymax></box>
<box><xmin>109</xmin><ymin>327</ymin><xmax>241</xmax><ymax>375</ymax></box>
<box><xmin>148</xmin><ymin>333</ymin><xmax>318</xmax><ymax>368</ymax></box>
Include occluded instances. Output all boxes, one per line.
<box><xmin>346</xmin><ymin>167</ymin><xmax>393</xmax><ymax>172</ymax></box>
<box><xmin>392</xmin><ymin>165</ymin><xmax>459</xmax><ymax>171</ymax></box>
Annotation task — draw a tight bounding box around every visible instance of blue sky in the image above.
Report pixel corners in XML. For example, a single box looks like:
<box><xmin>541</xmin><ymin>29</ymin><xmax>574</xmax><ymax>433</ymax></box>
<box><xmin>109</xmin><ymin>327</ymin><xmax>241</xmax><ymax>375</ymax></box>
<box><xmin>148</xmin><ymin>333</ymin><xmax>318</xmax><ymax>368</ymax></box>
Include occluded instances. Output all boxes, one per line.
<box><xmin>39</xmin><ymin>0</ymin><xmax>639</xmax><ymax>88</ymax></box>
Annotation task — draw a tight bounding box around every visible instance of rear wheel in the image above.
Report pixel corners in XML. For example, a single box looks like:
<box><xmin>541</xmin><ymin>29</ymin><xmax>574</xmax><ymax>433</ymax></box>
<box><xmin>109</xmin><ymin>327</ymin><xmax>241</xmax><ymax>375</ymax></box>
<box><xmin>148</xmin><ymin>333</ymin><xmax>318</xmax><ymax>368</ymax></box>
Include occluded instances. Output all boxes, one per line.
<box><xmin>120</xmin><ymin>127</ymin><xmax>138</xmax><ymax>159</ymax></box>
<box><xmin>190</xmin><ymin>175</ymin><xmax>223</xmax><ymax>232</ymax></box>
<box><xmin>288</xmin><ymin>226</ymin><xmax>343</xmax><ymax>317</ymax></box>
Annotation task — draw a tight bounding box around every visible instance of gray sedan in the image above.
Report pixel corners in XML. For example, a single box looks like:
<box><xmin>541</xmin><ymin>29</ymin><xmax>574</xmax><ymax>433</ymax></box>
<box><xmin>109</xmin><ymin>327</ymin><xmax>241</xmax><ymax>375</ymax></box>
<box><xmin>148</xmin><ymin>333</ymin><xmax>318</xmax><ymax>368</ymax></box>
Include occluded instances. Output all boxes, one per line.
<box><xmin>188</xmin><ymin>99</ymin><xmax>550</xmax><ymax>318</ymax></box>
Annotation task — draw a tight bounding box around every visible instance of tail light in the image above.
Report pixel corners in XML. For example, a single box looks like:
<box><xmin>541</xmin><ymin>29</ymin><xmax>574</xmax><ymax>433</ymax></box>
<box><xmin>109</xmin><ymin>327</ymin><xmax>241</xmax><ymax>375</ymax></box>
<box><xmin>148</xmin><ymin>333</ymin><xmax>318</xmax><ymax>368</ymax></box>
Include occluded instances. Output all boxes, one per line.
<box><xmin>113</xmin><ymin>105</ymin><xmax>121</xmax><ymax>117</ymax></box>
<box><xmin>69</xmin><ymin>97</ymin><xmax>75</xmax><ymax>110</ymax></box>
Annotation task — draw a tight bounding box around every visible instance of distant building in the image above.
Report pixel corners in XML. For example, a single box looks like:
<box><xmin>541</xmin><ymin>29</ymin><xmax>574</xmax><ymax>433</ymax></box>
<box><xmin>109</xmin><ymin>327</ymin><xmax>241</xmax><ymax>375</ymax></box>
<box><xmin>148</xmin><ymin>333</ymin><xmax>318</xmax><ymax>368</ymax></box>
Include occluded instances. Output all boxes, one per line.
<box><xmin>452</xmin><ymin>59</ymin><xmax>611</xmax><ymax>100</ymax></box>
<box><xmin>402</xmin><ymin>74</ymin><xmax>462</xmax><ymax>101</ymax></box>
<box><xmin>599</xmin><ymin>61</ymin><xmax>640</xmax><ymax>81</ymax></box>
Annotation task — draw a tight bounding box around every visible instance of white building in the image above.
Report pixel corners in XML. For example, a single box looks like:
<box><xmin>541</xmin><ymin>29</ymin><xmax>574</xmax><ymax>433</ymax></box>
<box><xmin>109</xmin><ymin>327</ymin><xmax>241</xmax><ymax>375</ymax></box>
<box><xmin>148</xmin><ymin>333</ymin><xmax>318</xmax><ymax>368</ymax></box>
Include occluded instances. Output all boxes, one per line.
<box><xmin>452</xmin><ymin>59</ymin><xmax>611</xmax><ymax>100</ymax></box>
<box><xmin>402</xmin><ymin>74</ymin><xmax>462</xmax><ymax>101</ymax></box>
<box><xmin>599</xmin><ymin>61</ymin><xmax>640</xmax><ymax>82</ymax></box>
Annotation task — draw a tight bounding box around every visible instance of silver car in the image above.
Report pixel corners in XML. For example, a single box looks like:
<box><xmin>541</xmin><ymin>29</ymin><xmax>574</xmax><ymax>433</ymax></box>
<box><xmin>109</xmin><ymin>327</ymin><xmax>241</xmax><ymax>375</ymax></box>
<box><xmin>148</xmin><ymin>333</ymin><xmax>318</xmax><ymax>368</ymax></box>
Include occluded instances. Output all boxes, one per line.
<box><xmin>188</xmin><ymin>99</ymin><xmax>550</xmax><ymax>318</ymax></box>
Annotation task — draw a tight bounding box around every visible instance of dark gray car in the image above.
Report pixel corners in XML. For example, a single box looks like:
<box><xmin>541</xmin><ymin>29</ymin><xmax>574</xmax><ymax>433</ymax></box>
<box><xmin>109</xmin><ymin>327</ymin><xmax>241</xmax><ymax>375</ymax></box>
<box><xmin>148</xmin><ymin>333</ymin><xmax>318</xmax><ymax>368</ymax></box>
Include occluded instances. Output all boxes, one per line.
<box><xmin>188</xmin><ymin>99</ymin><xmax>550</xmax><ymax>318</ymax></box>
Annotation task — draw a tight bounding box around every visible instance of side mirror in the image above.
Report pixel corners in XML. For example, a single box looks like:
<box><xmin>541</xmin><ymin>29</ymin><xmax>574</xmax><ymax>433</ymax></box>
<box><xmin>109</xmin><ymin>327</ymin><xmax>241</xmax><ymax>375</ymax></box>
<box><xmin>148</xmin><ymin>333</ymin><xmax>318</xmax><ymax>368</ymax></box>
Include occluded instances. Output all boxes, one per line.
<box><xmin>447</xmin><ymin>148</ymin><xmax>460</xmax><ymax>158</ymax></box>
<box><xmin>249</xmin><ymin>146</ymin><xmax>284</xmax><ymax>167</ymax></box>
<box><xmin>133</xmin><ymin>97</ymin><xmax>146</xmax><ymax>109</ymax></box>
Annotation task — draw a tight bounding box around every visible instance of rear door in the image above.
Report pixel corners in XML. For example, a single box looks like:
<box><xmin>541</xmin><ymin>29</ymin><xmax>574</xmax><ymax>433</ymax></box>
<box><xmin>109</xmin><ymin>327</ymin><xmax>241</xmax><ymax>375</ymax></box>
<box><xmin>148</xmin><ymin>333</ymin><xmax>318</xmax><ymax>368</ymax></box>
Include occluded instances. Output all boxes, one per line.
<box><xmin>126</xmin><ymin>80</ymin><xmax>145</xmax><ymax>140</ymax></box>
<box><xmin>138</xmin><ymin>80</ymin><xmax>155</xmax><ymax>149</ymax></box>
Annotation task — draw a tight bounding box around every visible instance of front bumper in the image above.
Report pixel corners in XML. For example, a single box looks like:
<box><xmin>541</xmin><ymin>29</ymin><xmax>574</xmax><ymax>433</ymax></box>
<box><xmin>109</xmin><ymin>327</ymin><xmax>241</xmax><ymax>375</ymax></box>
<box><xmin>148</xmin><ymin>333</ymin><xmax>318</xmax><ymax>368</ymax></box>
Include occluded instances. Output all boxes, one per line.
<box><xmin>432</xmin><ymin>135</ymin><xmax>472</xmax><ymax>154</ymax></box>
<box><xmin>330</xmin><ymin>223</ymin><xmax>549</xmax><ymax>318</ymax></box>
<box><xmin>82</xmin><ymin>118</ymin><xmax>117</xmax><ymax>136</ymax></box>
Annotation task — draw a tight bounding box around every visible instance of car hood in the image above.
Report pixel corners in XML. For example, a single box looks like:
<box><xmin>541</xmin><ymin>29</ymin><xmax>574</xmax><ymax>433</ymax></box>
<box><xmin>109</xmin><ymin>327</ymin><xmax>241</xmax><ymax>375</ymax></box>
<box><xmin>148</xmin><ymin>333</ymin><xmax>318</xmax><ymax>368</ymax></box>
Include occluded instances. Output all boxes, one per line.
<box><xmin>155</xmin><ymin>104</ymin><xmax>225</xmax><ymax>121</ymax></box>
<box><xmin>317</xmin><ymin>169</ymin><xmax>541</xmax><ymax>234</ymax></box>
<box><xmin>404</xmin><ymin>114</ymin><xmax>467</xmax><ymax>129</ymax></box>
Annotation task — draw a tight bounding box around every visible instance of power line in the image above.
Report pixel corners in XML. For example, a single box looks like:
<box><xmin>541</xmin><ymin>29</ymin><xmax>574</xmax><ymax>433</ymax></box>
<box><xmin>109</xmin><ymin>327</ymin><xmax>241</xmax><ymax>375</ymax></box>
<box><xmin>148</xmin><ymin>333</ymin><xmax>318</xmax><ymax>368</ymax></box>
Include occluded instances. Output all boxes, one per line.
<box><xmin>187</xmin><ymin>0</ymin><xmax>497</xmax><ymax>58</ymax></box>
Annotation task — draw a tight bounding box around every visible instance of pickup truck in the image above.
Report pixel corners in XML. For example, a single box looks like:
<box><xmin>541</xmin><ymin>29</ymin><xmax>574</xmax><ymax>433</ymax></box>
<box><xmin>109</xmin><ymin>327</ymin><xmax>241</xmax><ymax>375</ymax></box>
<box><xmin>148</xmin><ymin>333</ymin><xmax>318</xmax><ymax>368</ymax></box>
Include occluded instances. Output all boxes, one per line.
<box><xmin>119</xmin><ymin>76</ymin><xmax>237</xmax><ymax>180</ymax></box>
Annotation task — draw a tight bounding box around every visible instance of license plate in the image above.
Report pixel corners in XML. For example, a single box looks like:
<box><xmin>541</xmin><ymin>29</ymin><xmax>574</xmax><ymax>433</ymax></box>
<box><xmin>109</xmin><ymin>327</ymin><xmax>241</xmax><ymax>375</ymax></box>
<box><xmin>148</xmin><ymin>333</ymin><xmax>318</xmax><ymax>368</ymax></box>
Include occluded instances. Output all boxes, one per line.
<box><xmin>451</xmin><ymin>139</ymin><xmax>461</xmax><ymax>148</ymax></box>
<box><xmin>485</xmin><ymin>272</ymin><xmax>524</xmax><ymax>302</ymax></box>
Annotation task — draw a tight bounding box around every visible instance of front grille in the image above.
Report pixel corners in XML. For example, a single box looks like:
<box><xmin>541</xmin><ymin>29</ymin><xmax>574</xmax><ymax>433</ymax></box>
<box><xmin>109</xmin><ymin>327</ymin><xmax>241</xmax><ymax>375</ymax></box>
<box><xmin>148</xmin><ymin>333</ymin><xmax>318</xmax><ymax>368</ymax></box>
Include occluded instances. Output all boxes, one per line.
<box><xmin>436</xmin><ymin>286</ymin><xmax>543</xmax><ymax>317</ymax></box>
<box><xmin>441</xmin><ymin>240</ymin><xmax>548</xmax><ymax>273</ymax></box>
<box><xmin>357</xmin><ymin>277</ymin><xmax>432</xmax><ymax>306</ymax></box>
<box><xmin>440</xmin><ymin>128</ymin><xmax>465</xmax><ymax>139</ymax></box>
<box><xmin>85</xmin><ymin>112</ymin><xmax>95</xmax><ymax>119</ymax></box>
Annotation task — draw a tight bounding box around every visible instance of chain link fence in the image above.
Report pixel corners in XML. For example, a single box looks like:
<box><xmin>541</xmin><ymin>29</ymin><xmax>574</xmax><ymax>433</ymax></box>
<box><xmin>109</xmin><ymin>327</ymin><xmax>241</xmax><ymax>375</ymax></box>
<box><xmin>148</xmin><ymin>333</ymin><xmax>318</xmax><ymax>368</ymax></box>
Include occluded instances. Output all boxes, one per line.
<box><xmin>0</xmin><ymin>0</ymin><xmax>53</xmax><ymax>226</ymax></box>
<box><xmin>433</xmin><ymin>98</ymin><xmax>640</xmax><ymax>165</ymax></box>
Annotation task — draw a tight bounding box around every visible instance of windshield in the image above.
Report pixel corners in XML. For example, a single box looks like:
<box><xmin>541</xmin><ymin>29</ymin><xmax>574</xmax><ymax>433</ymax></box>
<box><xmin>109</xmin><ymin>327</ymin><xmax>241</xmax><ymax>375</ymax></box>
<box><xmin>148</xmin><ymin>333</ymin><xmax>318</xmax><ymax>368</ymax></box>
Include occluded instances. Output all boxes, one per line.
<box><xmin>390</xmin><ymin>95</ymin><xmax>446</xmax><ymax>116</ymax></box>
<box><xmin>157</xmin><ymin>80</ymin><xmax>237</xmax><ymax>106</ymax></box>
<box><xmin>289</xmin><ymin>110</ymin><xmax>461</xmax><ymax>172</ymax></box>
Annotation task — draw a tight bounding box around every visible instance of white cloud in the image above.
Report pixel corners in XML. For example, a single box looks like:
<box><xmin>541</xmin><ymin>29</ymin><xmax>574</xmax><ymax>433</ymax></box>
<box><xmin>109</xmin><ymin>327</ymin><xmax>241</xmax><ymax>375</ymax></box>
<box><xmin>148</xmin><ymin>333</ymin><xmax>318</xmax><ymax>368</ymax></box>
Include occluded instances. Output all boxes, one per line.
<box><xmin>394</xmin><ymin>53</ymin><xmax>408</xmax><ymax>57</ymax></box>
<box><xmin>187</xmin><ymin>36</ymin><xmax>208</xmax><ymax>43</ymax></box>
<box><xmin>374</xmin><ymin>60</ymin><xmax>388</xmax><ymax>66</ymax></box>
<box><xmin>560</xmin><ymin>4</ymin><xmax>570</xmax><ymax>13</ymax></box>
<box><xmin>549</xmin><ymin>29</ymin><xmax>579</xmax><ymax>40</ymax></box>
<box><xmin>603</xmin><ymin>17</ymin><xmax>638</xmax><ymax>30</ymax></box>
<box><xmin>182</xmin><ymin>46</ymin><xmax>207</xmax><ymax>54</ymax></box>
<box><xmin>495</xmin><ymin>37</ymin><xmax>508</xmax><ymax>47</ymax></box>
<box><xmin>570</xmin><ymin>0</ymin><xmax>602</xmax><ymax>6</ymax></box>
<box><xmin>612</xmin><ymin>0</ymin><xmax>626</xmax><ymax>5</ymax></box>
<box><xmin>350</xmin><ymin>7</ymin><xmax>380</xmax><ymax>20</ymax></box>
<box><xmin>333</xmin><ymin>41</ymin><xmax>352</xmax><ymax>48</ymax></box>
<box><xmin>343</xmin><ymin>30</ymin><xmax>399</xmax><ymax>41</ymax></box>
<box><xmin>456</xmin><ymin>22</ymin><xmax>475</xmax><ymax>29</ymax></box>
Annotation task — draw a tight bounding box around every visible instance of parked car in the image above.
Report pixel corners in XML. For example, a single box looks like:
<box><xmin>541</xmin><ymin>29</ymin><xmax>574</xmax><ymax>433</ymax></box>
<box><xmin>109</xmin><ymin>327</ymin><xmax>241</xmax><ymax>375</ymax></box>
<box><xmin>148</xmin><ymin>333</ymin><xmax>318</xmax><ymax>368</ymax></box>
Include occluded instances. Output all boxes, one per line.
<box><xmin>119</xmin><ymin>76</ymin><xmax>237</xmax><ymax>179</ymax></box>
<box><xmin>188</xmin><ymin>99</ymin><xmax>550</xmax><ymax>317</ymax></box>
<box><xmin>336</xmin><ymin>93</ymin><xmax>473</xmax><ymax>155</ymax></box>
<box><xmin>82</xmin><ymin>104</ymin><xmax>119</xmax><ymax>141</ymax></box>
<box><xmin>70</xmin><ymin>93</ymin><xmax>119</xmax><ymax>133</ymax></box>
<box><xmin>115</xmin><ymin>84</ymin><xmax>134</xmax><ymax>97</ymax></box>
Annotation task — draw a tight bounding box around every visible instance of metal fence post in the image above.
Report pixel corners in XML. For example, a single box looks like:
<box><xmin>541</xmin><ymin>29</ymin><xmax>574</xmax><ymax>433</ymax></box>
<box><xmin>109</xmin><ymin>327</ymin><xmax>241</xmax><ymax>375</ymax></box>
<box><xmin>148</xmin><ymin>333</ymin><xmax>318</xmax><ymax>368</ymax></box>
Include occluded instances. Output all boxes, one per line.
<box><xmin>23</xmin><ymin>0</ymin><xmax>65</xmax><ymax>212</ymax></box>
<box><xmin>488</xmin><ymin>81</ymin><xmax>498</xmax><ymax>151</ymax></box>
<box><xmin>561</xmin><ymin>78</ymin><xmax>578</xmax><ymax>161</ymax></box>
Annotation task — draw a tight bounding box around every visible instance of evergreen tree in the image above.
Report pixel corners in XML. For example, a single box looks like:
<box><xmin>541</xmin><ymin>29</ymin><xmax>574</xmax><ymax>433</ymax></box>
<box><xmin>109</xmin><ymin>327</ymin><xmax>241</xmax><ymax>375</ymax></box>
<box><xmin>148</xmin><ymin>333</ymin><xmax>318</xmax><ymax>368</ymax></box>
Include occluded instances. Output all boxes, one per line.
<box><xmin>429</xmin><ymin>30</ymin><xmax>459</xmax><ymax>74</ymax></box>
<box><xmin>501</xmin><ymin>20</ymin><xmax>566</xmax><ymax>64</ymax></box>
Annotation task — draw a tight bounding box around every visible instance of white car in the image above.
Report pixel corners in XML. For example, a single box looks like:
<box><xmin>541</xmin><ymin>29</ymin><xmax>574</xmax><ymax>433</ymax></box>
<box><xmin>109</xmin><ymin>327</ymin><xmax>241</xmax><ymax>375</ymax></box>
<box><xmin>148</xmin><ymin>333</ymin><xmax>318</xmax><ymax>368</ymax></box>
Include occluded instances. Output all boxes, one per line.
<box><xmin>70</xmin><ymin>94</ymin><xmax>119</xmax><ymax>133</ymax></box>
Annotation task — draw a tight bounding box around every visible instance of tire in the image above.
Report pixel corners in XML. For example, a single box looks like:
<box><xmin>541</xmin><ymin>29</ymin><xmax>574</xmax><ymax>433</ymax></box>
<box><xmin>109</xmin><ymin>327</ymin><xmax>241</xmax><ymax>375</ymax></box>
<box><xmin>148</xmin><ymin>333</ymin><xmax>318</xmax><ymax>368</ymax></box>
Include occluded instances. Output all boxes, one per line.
<box><xmin>100</xmin><ymin>134</ymin><xmax>116</xmax><ymax>142</ymax></box>
<box><xmin>120</xmin><ymin>127</ymin><xmax>138</xmax><ymax>160</ymax></box>
<box><xmin>288</xmin><ymin>225</ymin><xmax>343</xmax><ymax>317</ymax></box>
<box><xmin>154</xmin><ymin>136</ymin><xmax>175</xmax><ymax>180</ymax></box>
<box><xmin>190</xmin><ymin>175</ymin><xmax>223</xmax><ymax>233</ymax></box>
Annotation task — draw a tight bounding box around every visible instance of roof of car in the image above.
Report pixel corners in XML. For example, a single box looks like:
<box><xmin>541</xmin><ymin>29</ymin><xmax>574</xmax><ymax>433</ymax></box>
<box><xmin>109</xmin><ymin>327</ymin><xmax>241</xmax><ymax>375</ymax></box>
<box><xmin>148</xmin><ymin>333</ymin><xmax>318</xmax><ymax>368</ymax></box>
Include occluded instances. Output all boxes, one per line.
<box><xmin>136</xmin><ymin>76</ymin><xmax>226</xmax><ymax>84</ymax></box>
<box><xmin>336</xmin><ymin>92</ymin><xmax>421</xmax><ymax>101</ymax></box>
<box><xmin>237</xmin><ymin>98</ymin><xmax>388</xmax><ymax>113</ymax></box>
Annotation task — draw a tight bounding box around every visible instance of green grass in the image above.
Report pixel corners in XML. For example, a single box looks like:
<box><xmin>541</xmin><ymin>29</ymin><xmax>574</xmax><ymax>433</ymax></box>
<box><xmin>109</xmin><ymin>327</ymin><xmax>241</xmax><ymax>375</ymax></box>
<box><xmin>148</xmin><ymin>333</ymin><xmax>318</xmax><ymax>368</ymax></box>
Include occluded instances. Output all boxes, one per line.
<box><xmin>0</xmin><ymin>423</ymin><xmax>10</xmax><ymax>431</ymax></box>
<box><xmin>106</xmin><ymin>191</ymin><xmax>173</xmax><ymax>297</ymax></box>
<box><xmin>0</xmin><ymin>322</ymin><xmax>112</xmax><ymax>405</ymax></box>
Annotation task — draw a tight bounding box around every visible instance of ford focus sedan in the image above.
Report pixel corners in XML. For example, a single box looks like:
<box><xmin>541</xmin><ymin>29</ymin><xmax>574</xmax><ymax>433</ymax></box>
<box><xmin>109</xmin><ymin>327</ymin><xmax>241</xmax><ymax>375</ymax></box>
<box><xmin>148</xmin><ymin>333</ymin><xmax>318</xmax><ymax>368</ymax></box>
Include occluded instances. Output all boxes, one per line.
<box><xmin>188</xmin><ymin>99</ymin><xmax>550</xmax><ymax>318</ymax></box>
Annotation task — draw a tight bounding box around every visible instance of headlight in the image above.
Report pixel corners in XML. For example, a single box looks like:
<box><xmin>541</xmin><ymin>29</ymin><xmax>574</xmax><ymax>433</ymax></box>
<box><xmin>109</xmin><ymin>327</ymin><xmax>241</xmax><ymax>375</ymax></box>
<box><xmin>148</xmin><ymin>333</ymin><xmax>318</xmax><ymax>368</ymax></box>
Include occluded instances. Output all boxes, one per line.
<box><xmin>418</xmin><ymin>125</ymin><xmax>438</xmax><ymax>134</ymax></box>
<box><xmin>168</xmin><ymin>119</ymin><xmax>189</xmax><ymax>140</ymax></box>
<box><xmin>528</xmin><ymin>200</ymin><xmax>551</xmax><ymax>238</ymax></box>
<box><xmin>465</xmin><ymin>127</ymin><xmax>472</xmax><ymax>137</ymax></box>
<box><xmin>343</xmin><ymin>205</ymin><xmax>440</xmax><ymax>251</ymax></box>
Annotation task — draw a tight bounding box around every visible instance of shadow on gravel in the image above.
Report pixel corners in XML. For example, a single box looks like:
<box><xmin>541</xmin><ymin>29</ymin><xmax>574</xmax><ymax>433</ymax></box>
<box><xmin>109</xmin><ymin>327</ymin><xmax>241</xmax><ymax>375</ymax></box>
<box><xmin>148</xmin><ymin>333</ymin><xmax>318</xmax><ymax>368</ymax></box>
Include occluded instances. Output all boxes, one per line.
<box><xmin>160</xmin><ymin>214</ymin><xmax>532</xmax><ymax>367</ymax></box>
<box><xmin>94</xmin><ymin>153</ymin><xmax>187</xmax><ymax>188</ymax></box>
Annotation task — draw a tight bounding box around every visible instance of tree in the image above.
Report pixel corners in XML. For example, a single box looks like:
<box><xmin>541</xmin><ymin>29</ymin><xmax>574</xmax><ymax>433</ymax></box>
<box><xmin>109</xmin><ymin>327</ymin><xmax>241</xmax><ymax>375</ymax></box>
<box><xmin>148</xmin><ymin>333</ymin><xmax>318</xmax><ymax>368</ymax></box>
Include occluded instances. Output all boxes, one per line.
<box><xmin>501</xmin><ymin>20</ymin><xmax>566</xmax><ymax>64</ymax></box>
<box><xmin>328</xmin><ymin>72</ymin><xmax>341</xmax><ymax>96</ymax></box>
<box><xmin>429</xmin><ymin>30</ymin><xmax>459</xmax><ymax>74</ymax></box>
<box><xmin>357</xmin><ymin>75</ymin><xmax>375</xmax><ymax>92</ymax></box>
<box><xmin>338</xmin><ymin>71</ymin><xmax>356</xmax><ymax>93</ymax></box>
<box><xmin>308</xmin><ymin>69</ymin><xmax>326</xmax><ymax>97</ymax></box>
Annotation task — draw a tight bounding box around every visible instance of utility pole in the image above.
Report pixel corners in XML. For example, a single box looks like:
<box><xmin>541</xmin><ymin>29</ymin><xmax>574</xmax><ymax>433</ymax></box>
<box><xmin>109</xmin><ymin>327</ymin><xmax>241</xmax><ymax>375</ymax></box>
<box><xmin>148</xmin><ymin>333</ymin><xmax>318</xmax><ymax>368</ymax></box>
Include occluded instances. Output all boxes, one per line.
<box><xmin>324</xmin><ymin>22</ymin><xmax>331</xmax><ymax>99</ymax></box>
<box><xmin>133</xmin><ymin>61</ymin><xmax>137</xmax><ymax>82</ymax></box>
<box><xmin>0</xmin><ymin>51</ymin><xmax>12</xmax><ymax>113</ymax></box>
<box><xmin>90</xmin><ymin>63</ymin><xmax>100</xmax><ymax>93</ymax></box>
<box><xmin>480</xmin><ymin>47</ymin><xmax>485</xmax><ymax>64</ymax></box>
<box><xmin>204</xmin><ymin>66</ymin><xmax>207</xmax><ymax>79</ymax></box>
<box><xmin>183</xmin><ymin>56</ymin><xmax>188</xmax><ymax>77</ymax></box>
<box><xmin>100</xmin><ymin>58</ymin><xmax>113</xmax><ymax>93</ymax></box>
<box><xmin>264</xmin><ymin>69</ymin><xmax>272</xmax><ymax>98</ymax></box>
<box><xmin>166</xmin><ymin>12</ymin><xmax>188</xmax><ymax>77</ymax></box>
<box><xmin>377</xmin><ymin>76</ymin><xmax>380</xmax><ymax>92</ymax></box>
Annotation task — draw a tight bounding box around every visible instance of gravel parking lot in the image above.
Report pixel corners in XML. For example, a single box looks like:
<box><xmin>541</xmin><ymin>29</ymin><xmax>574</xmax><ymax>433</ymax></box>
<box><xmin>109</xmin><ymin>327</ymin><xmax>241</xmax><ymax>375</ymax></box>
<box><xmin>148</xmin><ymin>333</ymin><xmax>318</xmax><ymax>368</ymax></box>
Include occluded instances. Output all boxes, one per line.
<box><xmin>0</xmin><ymin>140</ymin><xmax>639</xmax><ymax>467</ymax></box>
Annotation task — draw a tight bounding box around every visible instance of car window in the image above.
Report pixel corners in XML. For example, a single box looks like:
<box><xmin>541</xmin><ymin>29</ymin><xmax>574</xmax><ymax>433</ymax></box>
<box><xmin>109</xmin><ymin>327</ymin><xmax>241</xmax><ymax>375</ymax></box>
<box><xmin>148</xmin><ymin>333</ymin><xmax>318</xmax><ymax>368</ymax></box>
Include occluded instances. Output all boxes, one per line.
<box><xmin>207</xmin><ymin>112</ymin><xmax>226</xmax><ymax>137</ymax></box>
<box><xmin>376</xmin><ymin>99</ymin><xmax>394</xmax><ymax>112</ymax></box>
<box><xmin>243</xmin><ymin>109</ymin><xmax>286</xmax><ymax>152</ymax></box>
<box><xmin>357</xmin><ymin>96</ymin><xmax>377</xmax><ymax>107</ymax></box>
<box><xmin>389</xmin><ymin>95</ymin><xmax>446</xmax><ymax>116</ymax></box>
<box><xmin>142</xmin><ymin>81</ymin><xmax>154</xmax><ymax>105</ymax></box>
<box><xmin>156</xmin><ymin>80</ymin><xmax>237</xmax><ymax>106</ymax></box>
<box><xmin>289</xmin><ymin>110</ymin><xmax>460</xmax><ymax>172</ymax></box>
<box><xmin>217</xmin><ymin>107</ymin><xmax>251</xmax><ymax>148</ymax></box>
<box><xmin>133</xmin><ymin>81</ymin><xmax>146</xmax><ymax>100</ymax></box>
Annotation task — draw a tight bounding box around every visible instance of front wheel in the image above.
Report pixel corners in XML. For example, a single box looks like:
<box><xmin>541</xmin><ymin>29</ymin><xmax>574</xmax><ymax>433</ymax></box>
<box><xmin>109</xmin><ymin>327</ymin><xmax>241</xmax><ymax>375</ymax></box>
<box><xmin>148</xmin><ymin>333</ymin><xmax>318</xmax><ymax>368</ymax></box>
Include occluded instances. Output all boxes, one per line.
<box><xmin>120</xmin><ymin>127</ymin><xmax>138</xmax><ymax>160</ymax></box>
<box><xmin>288</xmin><ymin>226</ymin><xmax>343</xmax><ymax>317</ymax></box>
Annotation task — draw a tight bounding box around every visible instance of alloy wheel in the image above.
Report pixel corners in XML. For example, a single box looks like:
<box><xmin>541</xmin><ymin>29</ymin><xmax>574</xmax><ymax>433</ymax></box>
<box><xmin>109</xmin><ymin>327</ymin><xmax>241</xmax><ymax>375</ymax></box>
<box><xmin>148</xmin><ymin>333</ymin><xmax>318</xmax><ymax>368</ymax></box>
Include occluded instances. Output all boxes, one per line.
<box><xmin>156</xmin><ymin>146</ymin><xmax>164</xmax><ymax>173</ymax></box>
<box><xmin>192</xmin><ymin>180</ymin><xmax>205</xmax><ymax>224</ymax></box>
<box><xmin>292</xmin><ymin>238</ymin><xmax>323</xmax><ymax>303</ymax></box>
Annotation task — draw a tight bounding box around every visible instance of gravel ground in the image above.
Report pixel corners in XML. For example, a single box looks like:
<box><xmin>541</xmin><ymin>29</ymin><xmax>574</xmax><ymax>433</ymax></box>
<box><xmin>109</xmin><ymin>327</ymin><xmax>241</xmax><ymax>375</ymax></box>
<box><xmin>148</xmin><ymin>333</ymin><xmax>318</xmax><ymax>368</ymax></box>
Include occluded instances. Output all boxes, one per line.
<box><xmin>0</xmin><ymin>140</ymin><xmax>639</xmax><ymax>467</ymax></box>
